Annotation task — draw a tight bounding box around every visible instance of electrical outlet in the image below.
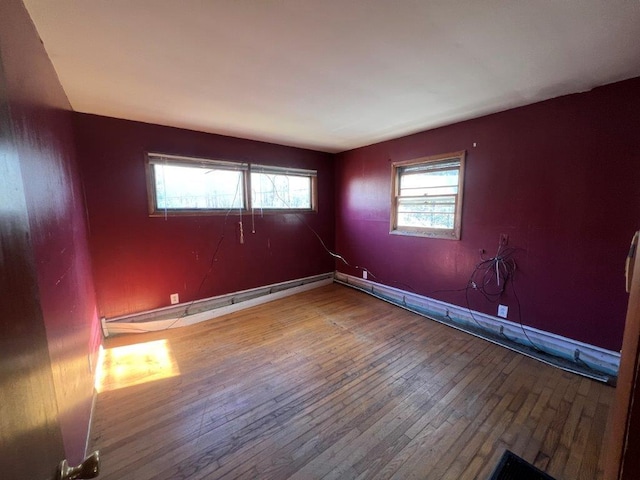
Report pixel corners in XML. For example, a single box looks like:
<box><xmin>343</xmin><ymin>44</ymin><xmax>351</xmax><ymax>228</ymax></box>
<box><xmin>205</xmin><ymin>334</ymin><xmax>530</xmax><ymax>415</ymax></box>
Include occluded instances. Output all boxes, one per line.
<box><xmin>362</xmin><ymin>270</ymin><xmax>368</xmax><ymax>280</ymax></box>
<box><xmin>170</xmin><ymin>293</ymin><xmax>179</xmax><ymax>305</ymax></box>
<box><xmin>498</xmin><ymin>304</ymin><xmax>508</xmax><ymax>318</ymax></box>
<box><xmin>500</xmin><ymin>233</ymin><xmax>509</xmax><ymax>246</ymax></box>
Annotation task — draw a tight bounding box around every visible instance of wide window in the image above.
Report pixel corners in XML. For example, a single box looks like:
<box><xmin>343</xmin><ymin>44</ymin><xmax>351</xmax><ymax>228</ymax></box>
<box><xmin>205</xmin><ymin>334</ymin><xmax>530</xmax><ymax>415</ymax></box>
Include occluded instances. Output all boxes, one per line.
<box><xmin>390</xmin><ymin>151</ymin><xmax>465</xmax><ymax>239</ymax></box>
<box><xmin>146</xmin><ymin>153</ymin><xmax>316</xmax><ymax>216</ymax></box>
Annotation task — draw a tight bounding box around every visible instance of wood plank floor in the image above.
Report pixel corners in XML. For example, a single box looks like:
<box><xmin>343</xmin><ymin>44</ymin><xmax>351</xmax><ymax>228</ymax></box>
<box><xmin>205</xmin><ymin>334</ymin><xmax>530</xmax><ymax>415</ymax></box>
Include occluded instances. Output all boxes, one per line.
<box><xmin>90</xmin><ymin>284</ymin><xmax>614</xmax><ymax>479</ymax></box>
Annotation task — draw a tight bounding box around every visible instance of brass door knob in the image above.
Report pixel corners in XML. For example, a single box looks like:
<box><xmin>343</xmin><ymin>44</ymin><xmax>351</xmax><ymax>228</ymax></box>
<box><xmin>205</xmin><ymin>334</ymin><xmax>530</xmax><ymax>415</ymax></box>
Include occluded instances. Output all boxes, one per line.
<box><xmin>56</xmin><ymin>451</ymin><xmax>100</xmax><ymax>480</ymax></box>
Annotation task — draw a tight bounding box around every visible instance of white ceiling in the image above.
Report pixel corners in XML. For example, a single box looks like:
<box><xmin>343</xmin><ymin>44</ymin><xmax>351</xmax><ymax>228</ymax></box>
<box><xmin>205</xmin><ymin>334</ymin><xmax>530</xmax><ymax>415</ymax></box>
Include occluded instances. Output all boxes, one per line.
<box><xmin>23</xmin><ymin>0</ymin><xmax>640</xmax><ymax>153</ymax></box>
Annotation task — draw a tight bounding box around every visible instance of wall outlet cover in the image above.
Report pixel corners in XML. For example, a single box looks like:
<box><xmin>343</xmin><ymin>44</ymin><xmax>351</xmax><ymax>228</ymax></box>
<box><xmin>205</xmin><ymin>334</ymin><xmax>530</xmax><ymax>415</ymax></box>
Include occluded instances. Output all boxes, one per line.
<box><xmin>170</xmin><ymin>293</ymin><xmax>179</xmax><ymax>304</ymax></box>
<box><xmin>498</xmin><ymin>304</ymin><xmax>508</xmax><ymax>318</ymax></box>
<box><xmin>362</xmin><ymin>270</ymin><xmax>368</xmax><ymax>280</ymax></box>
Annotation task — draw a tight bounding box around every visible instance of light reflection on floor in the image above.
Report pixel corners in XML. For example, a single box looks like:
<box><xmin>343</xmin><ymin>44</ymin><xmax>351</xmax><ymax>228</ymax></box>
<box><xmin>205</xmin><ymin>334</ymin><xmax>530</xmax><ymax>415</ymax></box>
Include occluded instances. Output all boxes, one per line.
<box><xmin>95</xmin><ymin>339</ymin><xmax>180</xmax><ymax>393</ymax></box>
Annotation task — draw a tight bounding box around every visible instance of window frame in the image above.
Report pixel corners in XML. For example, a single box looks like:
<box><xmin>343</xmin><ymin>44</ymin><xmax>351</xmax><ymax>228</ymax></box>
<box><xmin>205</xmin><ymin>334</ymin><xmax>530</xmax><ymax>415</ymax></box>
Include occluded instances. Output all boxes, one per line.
<box><xmin>250</xmin><ymin>164</ymin><xmax>318</xmax><ymax>213</ymax></box>
<box><xmin>145</xmin><ymin>153</ymin><xmax>317</xmax><ymax>216</ymax></box>
<box><xmin>390</xmin><ymin>150</ymin><xmax>466</xmax><ymax>240</ymax></box>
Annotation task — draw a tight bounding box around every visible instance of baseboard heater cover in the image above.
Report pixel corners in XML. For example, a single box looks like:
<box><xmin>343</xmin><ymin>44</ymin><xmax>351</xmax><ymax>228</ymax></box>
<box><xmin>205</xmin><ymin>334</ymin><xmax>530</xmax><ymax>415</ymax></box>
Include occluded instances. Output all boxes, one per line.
<box><xmin>103</xmin><ymin>273</ymin><xmax>333</xmax><ymax>336</ymax></box>
<box><xmin>334</xmin><ymin>272</ymin><xmax>619</xmax><ymax>383</ymax></box>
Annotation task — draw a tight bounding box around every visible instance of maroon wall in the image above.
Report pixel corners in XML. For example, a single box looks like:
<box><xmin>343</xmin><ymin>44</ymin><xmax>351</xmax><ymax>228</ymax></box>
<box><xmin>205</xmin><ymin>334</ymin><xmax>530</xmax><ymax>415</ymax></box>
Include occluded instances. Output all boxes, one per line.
<box><xmin>335</xmin><ymin>78</ymin><xmax>640</xmax><ymax>352</ymax></box>
<box><xmin>0</xmin><ymin>0</ymin><xmax>101</xmax><ymax>470</ymax></box>
<box><xmin>73</xmin><ymin>114</ymin><xmax>335</xmax><ymax>319</ymax></box>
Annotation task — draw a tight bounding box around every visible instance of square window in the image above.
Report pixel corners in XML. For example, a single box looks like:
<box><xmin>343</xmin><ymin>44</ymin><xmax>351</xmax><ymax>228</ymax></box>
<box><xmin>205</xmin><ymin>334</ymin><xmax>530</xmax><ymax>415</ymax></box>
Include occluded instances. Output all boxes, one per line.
<box><xmin>390</xmin><ymin>151</ymin><xmax>465</xmax><ymax>239</ymax></box>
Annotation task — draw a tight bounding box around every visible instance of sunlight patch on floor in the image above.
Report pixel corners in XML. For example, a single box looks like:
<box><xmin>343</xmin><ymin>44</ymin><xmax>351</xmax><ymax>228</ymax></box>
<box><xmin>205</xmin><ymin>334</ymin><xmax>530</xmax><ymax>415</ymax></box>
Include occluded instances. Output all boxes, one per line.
<box><xmin>95</xmin><ymin>339</ymin><xmax>180</xmax><ymax>393</ymax></box>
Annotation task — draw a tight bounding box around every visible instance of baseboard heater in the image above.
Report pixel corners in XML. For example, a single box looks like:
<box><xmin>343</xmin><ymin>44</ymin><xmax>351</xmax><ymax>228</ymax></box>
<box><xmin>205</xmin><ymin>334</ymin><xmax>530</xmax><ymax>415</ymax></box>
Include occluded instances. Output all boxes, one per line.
<box><xmin>334</xmin><ymin>272</ymin><xmax>619</xmax><ymax>384</ymax></box>
<box><xmin>102</xmin><ymin>272</ymin><xmax>334</xmax><ymax>337</ymax></box>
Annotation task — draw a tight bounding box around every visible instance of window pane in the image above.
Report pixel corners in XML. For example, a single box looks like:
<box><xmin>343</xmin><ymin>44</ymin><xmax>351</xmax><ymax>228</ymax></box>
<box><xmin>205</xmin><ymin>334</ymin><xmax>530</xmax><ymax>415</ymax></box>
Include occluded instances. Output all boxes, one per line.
<box><xmin>399</xmin><ymin>169</ymin><xmax>458</xmax><ymax>196</ymax></box>
<box><xmin>397</xmin><ymin>211</ymin><xmax>455</xmax><ymax>229</ymax></box>
<box><xmin>251</xmin><ymin>172</ymin><xmax>311</xmax><ymax>209</ymax></box>
<box><xmin>398</xmin><ymin>196</ymin><xmax>456</xmax><ymax>214</ymax></box>
<box><xmin>154</xmin><ymin>164</ymin><xmax>244</xmax><ymax>210</ymax></box>
<box><xmin>397</xmin><ymin>195</ymin><xmax>456</xmax><ymax>229</ymax></box>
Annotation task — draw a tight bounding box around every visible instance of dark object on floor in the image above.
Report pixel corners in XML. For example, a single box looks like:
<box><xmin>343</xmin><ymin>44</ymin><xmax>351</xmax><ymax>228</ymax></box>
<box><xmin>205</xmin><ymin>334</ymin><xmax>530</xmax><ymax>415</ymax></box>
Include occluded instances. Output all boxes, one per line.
<box><xmin>489</xmin><ymin>450</ymin><xmax>556</xmax><ymax>480</ymax></box>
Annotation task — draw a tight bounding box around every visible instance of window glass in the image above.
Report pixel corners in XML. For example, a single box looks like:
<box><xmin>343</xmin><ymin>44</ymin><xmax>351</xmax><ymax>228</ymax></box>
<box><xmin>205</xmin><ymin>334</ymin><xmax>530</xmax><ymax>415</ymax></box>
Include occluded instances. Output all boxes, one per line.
<box><xmin>154</xmin><ymin>163</ymin><xmax>244</xmax><ymax>210</ymax></box>
<box><xmin>251</xmin><ymin>172</ymin><xmax>312</xmax><ymax>209</ymax></box>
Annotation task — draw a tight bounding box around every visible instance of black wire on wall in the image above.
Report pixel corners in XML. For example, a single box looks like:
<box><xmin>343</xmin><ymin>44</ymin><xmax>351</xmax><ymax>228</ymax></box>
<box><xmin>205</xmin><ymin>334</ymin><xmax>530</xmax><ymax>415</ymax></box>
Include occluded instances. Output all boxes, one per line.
<box><xmin>462</xmin><ymin>243</ymin><xmax>544</xmax><ymax>352</ymax></box>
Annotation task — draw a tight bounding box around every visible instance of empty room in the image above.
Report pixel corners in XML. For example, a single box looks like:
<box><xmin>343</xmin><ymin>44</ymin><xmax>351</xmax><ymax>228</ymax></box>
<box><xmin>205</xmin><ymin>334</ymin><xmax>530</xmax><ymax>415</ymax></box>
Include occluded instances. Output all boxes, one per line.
<box><xmin>2</xmin><ymin>1</ymin><xmax>640</xmax><ymax>479</ymax></box>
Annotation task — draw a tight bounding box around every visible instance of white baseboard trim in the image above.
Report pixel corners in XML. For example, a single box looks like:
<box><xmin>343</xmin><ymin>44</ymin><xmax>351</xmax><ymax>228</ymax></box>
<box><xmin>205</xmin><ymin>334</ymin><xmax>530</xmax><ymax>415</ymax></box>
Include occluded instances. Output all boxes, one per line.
<box><xmin>104</xmin><ymin>273</ymin><xmax>334</xmax><ymax>336</ymax></box>
<box><xmin>334</xmin><ymin>272</ymin><xmax>619</xmax><ymax>379</ymax></box>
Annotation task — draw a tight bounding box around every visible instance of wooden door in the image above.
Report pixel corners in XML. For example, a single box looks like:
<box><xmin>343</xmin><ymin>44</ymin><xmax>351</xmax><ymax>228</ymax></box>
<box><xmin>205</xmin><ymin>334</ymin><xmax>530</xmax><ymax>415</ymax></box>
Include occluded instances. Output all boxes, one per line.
<box><xmin>605</xmin><ymin>231</ymin><xmax>640</xmax><ymax>479</ymax></box>
<box><xmin>0</xmin><ymin>58</ymin><xmax>66</xmax><ymax>480</ymax></box>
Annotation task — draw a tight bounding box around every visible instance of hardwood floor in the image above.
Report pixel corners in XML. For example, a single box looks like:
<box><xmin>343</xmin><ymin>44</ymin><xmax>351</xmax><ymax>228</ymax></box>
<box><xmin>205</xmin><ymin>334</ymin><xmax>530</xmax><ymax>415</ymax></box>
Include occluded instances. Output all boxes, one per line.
<box><xmin>90</xmin><ymin>284</ymin><xmax>613</xmax><ymax>479</ymax></box>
